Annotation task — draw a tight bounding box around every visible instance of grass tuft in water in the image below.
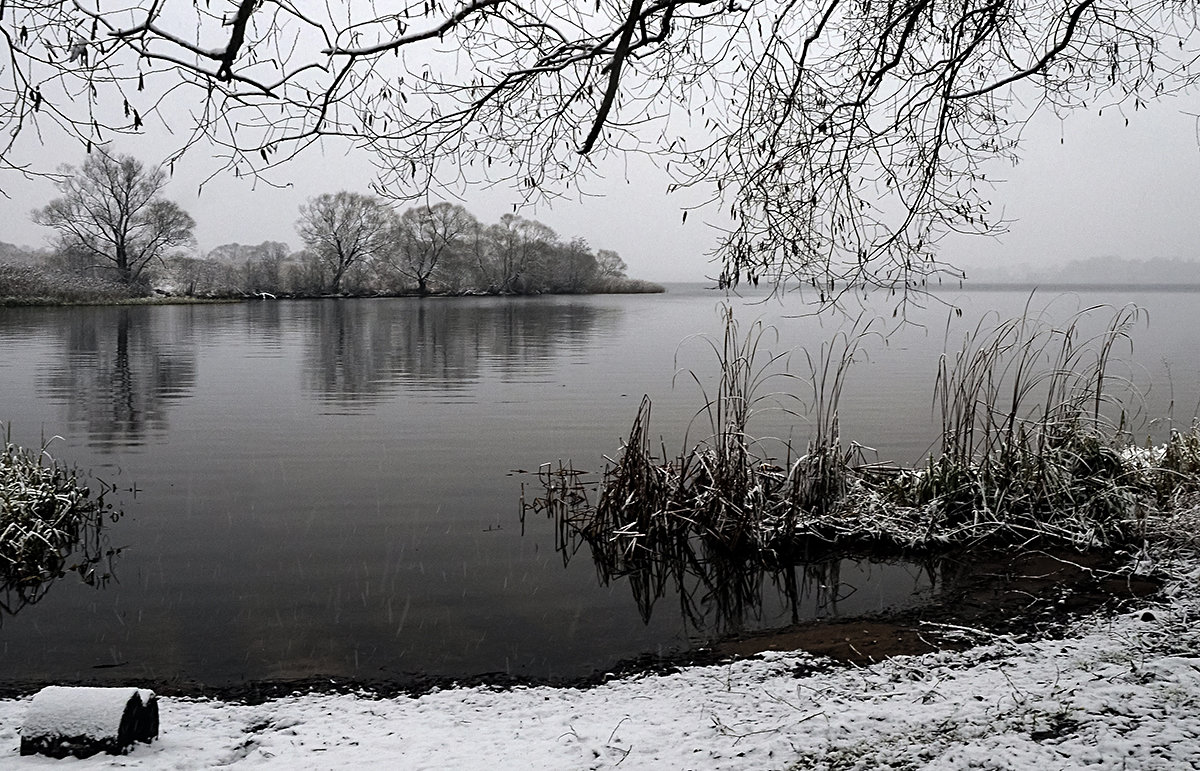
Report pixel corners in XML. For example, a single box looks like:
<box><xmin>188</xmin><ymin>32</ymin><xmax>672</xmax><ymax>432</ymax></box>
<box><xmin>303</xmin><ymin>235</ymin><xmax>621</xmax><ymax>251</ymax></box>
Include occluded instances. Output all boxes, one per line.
<box><xmin>0</xmin><ymin>426</ymin><xmax>121</xmax><ymax>618</ymax></box>
<box><xmin>530</xmin><ymin>301</ymin><xmax>1200</xmax><ymax>566</ymax></box>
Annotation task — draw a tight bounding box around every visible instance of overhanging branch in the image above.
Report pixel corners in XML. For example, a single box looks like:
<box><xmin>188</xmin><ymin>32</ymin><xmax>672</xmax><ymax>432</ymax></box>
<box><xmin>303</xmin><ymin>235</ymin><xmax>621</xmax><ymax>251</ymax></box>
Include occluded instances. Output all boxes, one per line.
<box><xmin>579</xmin><ymin>0</ymin><xmax>646</xmax><ymax>155</ymax></box>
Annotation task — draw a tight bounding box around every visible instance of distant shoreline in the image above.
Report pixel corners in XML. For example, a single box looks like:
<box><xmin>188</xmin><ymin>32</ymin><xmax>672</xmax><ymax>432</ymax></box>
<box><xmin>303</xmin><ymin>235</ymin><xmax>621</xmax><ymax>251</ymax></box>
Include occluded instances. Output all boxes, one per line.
<box><xmin>10</xmin><ymin>278</ymin><xmax>1200</xmax><ymax>308</ymax></box>
<box><xmin>0</xmin><ymin>282</ymin><xmax>667</xmax><ymax>308</ymax></box>
<box><xmin>0</xmin><ymin>290</ymin><xmax>667</xmax><ymax>308</ymax></box>
<box><xmin>944</xmin><ymin>282</ymin><xmax>1200</xmax><ymax>293</ymax></box>
<box><xmin>656</xmin><ymin>280</ymin><xmax>1200</xmax><ymax>296</ymax></box>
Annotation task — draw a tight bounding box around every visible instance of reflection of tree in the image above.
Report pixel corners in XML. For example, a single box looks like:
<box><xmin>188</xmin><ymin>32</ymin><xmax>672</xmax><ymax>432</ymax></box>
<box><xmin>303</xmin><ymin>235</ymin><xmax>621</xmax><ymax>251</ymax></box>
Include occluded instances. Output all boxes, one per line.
<box><xmin>242</xmin><ymin>298</ymin><xmax>285</xmax><ymax>345</ymax></box>
<box><xmin>38</xmin><ymin>308</ymin><xmax>197</xmax><ymax>449</ymax></box>
<box><xmin>302</xmin><ymin>298</ymin><xmax>615</xmax><ymax>405</ymax></box>
<box><xmin>303</xmin><ymin>301</ymin><xmax>402</xmax><ymax>404</ymax></box>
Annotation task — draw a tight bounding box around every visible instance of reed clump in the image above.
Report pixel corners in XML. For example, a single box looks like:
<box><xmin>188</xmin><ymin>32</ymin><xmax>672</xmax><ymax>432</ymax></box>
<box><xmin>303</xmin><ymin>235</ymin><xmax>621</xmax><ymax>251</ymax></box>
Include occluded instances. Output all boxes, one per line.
<box><xmin>0</xmin><ymin>429</ymin><xmax>119</xmax><ymax>616</ymax></box>
<box><xmin>530</xmin><ymin>301</ymin><xmax>1200</xmax><ymax>569</ymax></box>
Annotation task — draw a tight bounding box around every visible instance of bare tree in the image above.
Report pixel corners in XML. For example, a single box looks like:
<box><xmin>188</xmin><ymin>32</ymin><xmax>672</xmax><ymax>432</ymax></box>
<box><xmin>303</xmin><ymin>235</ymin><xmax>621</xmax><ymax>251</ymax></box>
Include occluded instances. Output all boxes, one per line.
<box><xmin>550</xmin><ymin>237</ymin><xmax>599</xmax><ymax>293</ymax></box>
<box><xmin>482</xmin><ymin>214</ymin><xmax>559</xmax><ymax>294</ymax></box>
<box><xmin>295</xmin><ymin>191</ymin><xmax>393</xmax><ymax>293</ymax></box>
<box><xmin>385</xmin><ymin>203</ymin><xmax>479</xmax><ymax>295</ymax></box>
<box><xmin>239</xmin><ymin>241</ymin><xmax>290</xmax><ymax>295</ymax></box>
<box><xmin>5</xmin><ymin>2</ymin><xmax>1199</xmax><ymax>291</ymax></box>
<box><xmin>32</xmin><ymin>152</ymin><xmax>195</xmax><ymax>286</ymax></box>
<box><xmin>596</xmin><ymin>250</ymin><xmax>629</xmax><ymax>280</ymax></box>
<box><xmin>207</xmin><ymin>240</ymin><xmax>291</xmax><ymax>294</ymax></box>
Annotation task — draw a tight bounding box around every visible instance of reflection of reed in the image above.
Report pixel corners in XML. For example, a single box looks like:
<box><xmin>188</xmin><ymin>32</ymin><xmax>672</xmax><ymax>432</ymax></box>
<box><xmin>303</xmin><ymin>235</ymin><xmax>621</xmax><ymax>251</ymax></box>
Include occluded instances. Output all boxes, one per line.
<box><xmin>0</xmin><ymin>436</ymin><xmax>124</xmax><ymax>621</ymax></box>
<box><xmin>524</xmin><ymin>462</ymin><xmax>935</xmax><ymax>635</ymax></box>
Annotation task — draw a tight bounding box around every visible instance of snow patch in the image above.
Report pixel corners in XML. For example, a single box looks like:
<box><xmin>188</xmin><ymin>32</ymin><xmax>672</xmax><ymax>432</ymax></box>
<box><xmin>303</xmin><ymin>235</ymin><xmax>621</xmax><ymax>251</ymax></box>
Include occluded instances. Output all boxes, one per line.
<box><xmin>22</xmin><ymin>687</ymin><xmax>140</xmax><ymax>740</ymax></box>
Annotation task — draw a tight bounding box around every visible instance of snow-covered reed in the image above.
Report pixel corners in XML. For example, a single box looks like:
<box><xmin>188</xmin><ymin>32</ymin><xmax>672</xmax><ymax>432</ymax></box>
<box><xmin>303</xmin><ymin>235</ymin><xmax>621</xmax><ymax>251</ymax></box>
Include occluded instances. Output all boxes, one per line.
<box><xmin>531</xmin><ymin>302</ymin><xmax>1200</xmax><ymax>566</ymax></box>
<box><xmin>0</xmin><ymin>428</ymin><xmax>119</xmax><ymax>617</ymax></box>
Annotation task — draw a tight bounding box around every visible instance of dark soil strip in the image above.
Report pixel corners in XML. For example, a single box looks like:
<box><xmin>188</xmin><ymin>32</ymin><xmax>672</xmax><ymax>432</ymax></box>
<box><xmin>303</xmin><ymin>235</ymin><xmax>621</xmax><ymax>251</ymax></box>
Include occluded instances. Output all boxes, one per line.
<box><xmin>715</xmin><ymin>548</ymin><xmax>1160</xmax><ymax>664</ymax></box>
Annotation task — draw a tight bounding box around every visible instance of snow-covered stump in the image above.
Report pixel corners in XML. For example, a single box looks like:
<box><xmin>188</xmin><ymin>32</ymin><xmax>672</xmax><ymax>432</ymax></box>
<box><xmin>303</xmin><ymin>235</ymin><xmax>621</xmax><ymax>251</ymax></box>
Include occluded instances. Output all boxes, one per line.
<box><xmin>19</xmin><ymin>686</ymin><xmax>158</xmax><ymax>758</ymax></box>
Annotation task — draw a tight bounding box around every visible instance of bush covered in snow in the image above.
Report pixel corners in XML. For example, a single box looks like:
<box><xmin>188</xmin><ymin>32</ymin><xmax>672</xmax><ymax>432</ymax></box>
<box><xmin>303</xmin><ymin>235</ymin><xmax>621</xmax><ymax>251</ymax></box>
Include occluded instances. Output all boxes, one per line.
<box><xmin>0</xmin><ymin>262</ymin><xmax>138</xmax><ymax>305</ymax></box>
<box><xmin>0</xmin><ymin>432</ymin><xmax>118</xmax><ymax>613</ymax></box>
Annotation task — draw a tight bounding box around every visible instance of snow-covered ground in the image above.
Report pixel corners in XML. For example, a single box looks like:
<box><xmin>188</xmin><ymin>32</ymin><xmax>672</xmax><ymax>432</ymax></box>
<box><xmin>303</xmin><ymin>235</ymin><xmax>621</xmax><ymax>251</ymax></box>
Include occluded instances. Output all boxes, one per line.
<box><xmin>3</xmin><ymin>560</ymin><xmax>1198</xmax><ymax>770</ymax></box>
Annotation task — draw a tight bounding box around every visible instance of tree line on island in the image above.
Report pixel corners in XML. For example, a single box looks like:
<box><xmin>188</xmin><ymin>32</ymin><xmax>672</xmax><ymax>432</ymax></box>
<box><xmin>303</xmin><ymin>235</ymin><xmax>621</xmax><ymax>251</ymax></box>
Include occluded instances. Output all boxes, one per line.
<box><xmin>5</xmin><ymin>152</ymin><xmax>659</xmax><ymax>303</ymax></box>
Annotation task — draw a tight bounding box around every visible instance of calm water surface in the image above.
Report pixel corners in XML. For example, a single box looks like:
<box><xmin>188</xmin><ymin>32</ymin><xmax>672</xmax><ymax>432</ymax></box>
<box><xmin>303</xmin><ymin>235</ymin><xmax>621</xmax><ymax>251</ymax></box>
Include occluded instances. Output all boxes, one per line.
<box><xmin>1</xmin><ymin>285</ymin><xmax>1197</xmax><ymax>686</ymax></box>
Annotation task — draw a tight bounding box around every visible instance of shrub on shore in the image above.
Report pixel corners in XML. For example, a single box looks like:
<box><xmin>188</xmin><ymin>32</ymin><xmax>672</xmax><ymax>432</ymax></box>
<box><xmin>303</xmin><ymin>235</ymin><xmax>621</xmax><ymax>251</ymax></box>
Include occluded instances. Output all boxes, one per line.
<box><xmin>586</xmin><ymin>277</ymin><xmax>666</xmax><ymax>294</ymax></box>
<box><xmin>0</xmin><ymin>262</ymin><xmax>140</xmax><ymax>306</ymax></box>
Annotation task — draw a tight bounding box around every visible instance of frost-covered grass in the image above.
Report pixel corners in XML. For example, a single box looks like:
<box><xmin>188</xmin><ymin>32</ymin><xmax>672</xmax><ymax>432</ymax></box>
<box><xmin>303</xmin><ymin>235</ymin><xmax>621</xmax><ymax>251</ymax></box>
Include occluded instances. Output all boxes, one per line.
<box><xmin>0</xmin><ymin>263</ymin><xmax>139</xmax><ymax>306</ymax></box>
<box><xmin>0</xmin><ymin>432</ymin><xmax>116</xmax><ymax>613</ymax></box>
<box><xmin>1</xmin><ymin>552</ymin><xmax>1197</xmax><ymax>768</ymax></box>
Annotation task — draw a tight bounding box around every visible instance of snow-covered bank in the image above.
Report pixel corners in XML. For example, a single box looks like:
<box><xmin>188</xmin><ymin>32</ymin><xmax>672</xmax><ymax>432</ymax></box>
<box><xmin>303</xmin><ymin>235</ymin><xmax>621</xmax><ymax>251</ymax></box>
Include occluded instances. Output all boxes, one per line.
<box><xmin>3</xmin><ymin>557</ymin><xmax>1198</xmax><ymax>769</ymax></box>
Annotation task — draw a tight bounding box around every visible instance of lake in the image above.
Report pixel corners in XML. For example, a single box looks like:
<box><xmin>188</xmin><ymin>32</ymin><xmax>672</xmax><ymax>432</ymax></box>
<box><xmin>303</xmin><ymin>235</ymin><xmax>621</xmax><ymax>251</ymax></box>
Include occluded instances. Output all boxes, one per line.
<box><xmin>1</xmin><ymin>284</ymin><xmax>1198</xmax><ymax>688</ymax></box>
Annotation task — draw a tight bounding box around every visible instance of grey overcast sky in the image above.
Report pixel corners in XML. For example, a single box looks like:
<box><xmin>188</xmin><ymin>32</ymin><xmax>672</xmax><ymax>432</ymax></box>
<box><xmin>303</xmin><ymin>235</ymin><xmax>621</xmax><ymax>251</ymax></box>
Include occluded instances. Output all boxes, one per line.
<box><xmin>2</xmin><ymin>91</ymin><xmax>1198</xmax><ymax>284</ymax></box>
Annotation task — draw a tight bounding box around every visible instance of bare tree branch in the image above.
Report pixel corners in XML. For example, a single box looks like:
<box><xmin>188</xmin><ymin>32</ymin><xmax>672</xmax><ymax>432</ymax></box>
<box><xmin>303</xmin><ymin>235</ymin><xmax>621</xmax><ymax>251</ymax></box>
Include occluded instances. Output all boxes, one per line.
<box><xmin>2</xmin><ymin>1</ymin><xmax>1197</xmax><ymax>295</ymax></box>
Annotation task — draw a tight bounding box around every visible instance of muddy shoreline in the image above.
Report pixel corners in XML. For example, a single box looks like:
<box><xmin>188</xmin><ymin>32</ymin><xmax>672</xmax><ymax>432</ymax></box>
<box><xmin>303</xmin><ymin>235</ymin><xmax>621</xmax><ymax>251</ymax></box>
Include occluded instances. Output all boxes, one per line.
<box><xmin>0</xmin><ymin>548</ymin><xmax>1158</xmax><ymax>704</ymax></box>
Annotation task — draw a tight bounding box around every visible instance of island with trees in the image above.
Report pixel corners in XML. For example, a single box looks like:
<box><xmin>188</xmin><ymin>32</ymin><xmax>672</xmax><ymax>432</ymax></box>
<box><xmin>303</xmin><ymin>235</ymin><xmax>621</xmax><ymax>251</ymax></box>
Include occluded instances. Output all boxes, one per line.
<box><xmin>1</xmin><ymin>151</ymin><xmax>661</xmax><ymax>305</ymax></box>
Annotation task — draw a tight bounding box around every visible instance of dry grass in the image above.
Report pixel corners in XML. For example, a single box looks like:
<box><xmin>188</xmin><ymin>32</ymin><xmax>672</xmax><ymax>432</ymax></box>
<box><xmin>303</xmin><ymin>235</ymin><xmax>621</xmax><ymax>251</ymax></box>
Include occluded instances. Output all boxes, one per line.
<box><xmin>0</xmin><ymin>262</ymin><xmax>141</xmax><ymax>305</ymax></box>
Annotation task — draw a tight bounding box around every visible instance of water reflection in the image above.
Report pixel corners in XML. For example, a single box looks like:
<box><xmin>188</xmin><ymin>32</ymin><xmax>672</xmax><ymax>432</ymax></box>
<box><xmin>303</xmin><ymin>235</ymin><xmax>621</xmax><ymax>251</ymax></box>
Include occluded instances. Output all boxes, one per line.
<box><xmin>4</xmin><ymin>288</ymin><xmax>1187</xmax><ymax>686</ymax></box>
<box><xmin>302</xmin><ymin>298</ymin><xmax>616</xmax><ymax>407</ymax></box>
<box><xmin>240</xmin><ymin>299</ymin><xmax>286</xmax><ymax>349</ymax></box>
<box><xmin>303</xmin><ymin>301</ymin><xmax>403</xmax><ymax>404</ymax></box>
<box><xmin>549</xmin><ymin>512</ymin><xmax>937</xmax><ymax>638</ymax></box>
<box><xmin>37</xmin><ymin>307</ymin><xmax>197</xmax><ymax>449</ymax></box>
